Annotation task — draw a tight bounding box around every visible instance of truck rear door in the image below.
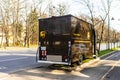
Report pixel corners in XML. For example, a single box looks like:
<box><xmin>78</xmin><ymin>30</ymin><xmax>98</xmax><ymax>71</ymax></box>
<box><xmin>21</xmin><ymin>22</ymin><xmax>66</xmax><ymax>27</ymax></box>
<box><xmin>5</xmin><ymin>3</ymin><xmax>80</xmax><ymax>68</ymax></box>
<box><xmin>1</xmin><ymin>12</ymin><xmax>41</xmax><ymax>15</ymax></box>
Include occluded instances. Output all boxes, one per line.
<box><xmin>38</xmin><ymin>17</ymin><xmax>71</xmax><ymax>65</ymax></box>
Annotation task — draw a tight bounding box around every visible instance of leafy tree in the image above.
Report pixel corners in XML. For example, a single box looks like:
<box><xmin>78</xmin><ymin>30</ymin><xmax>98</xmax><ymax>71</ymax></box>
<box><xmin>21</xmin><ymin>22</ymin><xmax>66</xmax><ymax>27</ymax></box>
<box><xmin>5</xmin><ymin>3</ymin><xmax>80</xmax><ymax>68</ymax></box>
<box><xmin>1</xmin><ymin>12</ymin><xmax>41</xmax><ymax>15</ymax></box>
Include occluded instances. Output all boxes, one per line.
<box><xmin>27</xmin><ymin>8</ymin><xmax>38</xmax><ymax>46</ymax></box>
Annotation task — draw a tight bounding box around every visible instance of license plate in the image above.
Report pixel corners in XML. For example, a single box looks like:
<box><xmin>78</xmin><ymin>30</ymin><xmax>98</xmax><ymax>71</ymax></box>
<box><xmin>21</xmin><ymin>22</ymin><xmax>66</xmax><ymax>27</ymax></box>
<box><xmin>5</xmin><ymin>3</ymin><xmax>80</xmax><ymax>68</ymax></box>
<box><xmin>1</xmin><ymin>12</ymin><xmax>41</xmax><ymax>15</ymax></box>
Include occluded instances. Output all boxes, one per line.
<box><xmin>41</xmin><ymin>46</ymin><xmax>46</xmax><ymax>50</ymax></box>
<box><xmin>47</xmin><ymin>55</ymin><xmax>62</xmax><ymax>62</ymax></box>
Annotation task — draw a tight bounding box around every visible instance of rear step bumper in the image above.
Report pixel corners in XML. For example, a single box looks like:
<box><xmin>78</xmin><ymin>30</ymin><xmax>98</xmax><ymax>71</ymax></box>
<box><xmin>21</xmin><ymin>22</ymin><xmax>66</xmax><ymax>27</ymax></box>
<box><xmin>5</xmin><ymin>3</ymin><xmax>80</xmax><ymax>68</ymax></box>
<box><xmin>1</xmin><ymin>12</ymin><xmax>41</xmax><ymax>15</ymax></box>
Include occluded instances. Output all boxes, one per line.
<box><xmin>37</xmin><ymin>60</ymin><xmax>71</xmax><ymax>65</ymax></box>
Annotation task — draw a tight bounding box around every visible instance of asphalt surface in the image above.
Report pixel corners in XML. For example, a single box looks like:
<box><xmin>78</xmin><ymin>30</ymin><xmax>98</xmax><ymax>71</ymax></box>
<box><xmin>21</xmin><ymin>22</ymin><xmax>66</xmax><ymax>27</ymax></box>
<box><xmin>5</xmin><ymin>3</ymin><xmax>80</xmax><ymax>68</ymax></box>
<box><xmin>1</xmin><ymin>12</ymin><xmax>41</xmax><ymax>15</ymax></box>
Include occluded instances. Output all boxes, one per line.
<box><xmin>101</xmin><ymin>51</ymin><xmax>120</xmax><ymax>80</ymax></box>
<box><xmin>0</xmin><ymin>49</ymin><xmax>39</xmax><ymax>73</ymax></box>
<box><xmin>0</xmin><ymin>49</ymin><xmax>120</xmax><ymax>80</ymax></box>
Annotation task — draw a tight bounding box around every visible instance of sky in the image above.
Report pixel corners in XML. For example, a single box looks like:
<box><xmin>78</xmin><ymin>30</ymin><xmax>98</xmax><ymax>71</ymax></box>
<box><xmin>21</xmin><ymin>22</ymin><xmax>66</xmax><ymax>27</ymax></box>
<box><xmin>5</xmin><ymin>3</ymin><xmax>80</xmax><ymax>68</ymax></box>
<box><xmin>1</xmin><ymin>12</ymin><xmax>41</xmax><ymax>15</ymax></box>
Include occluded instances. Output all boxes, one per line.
<box><xmin>47</xmin><ymin>0</ymin><xmax>120</xmax><ymax>31</ymax></box>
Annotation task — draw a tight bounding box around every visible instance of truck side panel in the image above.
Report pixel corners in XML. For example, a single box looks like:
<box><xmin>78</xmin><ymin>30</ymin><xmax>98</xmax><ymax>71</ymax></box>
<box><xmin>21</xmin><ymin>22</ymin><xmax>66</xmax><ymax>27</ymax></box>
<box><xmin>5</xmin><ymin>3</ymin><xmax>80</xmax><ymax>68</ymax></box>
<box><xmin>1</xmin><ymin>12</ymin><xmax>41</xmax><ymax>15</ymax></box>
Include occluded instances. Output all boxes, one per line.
<box><xmin>70</xmin><ymin>16</ymin><xmax>95</xmax><ymax>59</ymax></box>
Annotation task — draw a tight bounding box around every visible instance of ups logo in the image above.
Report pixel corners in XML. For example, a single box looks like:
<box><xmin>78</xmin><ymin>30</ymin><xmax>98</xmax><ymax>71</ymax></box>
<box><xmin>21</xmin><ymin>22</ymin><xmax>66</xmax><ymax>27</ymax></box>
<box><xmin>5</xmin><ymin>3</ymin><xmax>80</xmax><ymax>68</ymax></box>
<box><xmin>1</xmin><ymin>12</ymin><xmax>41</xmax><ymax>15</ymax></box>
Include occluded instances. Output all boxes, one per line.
<box><xmin>40</xmin><ymin>31</ymin><xmax>46</xmax><ymax>38</ymax></box>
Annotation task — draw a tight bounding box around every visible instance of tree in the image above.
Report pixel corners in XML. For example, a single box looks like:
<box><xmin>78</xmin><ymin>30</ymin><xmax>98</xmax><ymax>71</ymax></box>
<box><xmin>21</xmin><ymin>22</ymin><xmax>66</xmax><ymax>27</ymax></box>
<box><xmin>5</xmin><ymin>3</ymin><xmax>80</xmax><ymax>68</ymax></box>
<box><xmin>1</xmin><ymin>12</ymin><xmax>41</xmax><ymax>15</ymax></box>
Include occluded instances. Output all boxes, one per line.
<box><xmin>76</xmin><ymin>0</ymin><xmax>113</xmax><ymax>52</ymax></box>
<box><xmin>9</xmin><ymin>0</ymin><xmax>24</xmax><ymax>46</ymax></box>
<box><xmin>45</xmin><ymin>1</ymin><xmax>70</xmax><ymax>17</ymax></box>
<box><xmin>27</xmin><ymin>8</ymin><xmax>38</xmax><ymax>45</ymax></box>
<box><xmin>0</xmin><ymin>0</ymin><xmax>11</xmax><ymax>47</ymax></box>
<box><xmin>0</xmin><ymin>0</ymin><xmax>47</xmax><ymax>47</ymax></box>
<box><xmin>54</xmin><ymin>2</ymin><xmax>69</xmax><ymax>16</ymax></box>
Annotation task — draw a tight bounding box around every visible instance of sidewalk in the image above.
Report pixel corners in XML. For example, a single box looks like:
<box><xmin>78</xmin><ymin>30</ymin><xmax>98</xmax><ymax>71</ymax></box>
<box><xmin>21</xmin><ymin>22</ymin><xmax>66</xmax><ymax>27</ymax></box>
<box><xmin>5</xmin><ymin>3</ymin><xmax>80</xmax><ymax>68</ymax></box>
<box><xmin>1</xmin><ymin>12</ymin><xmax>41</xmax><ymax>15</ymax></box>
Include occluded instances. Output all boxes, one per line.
<box><xmin>0</xmin><ymin>72</ymin><xmax>9</xmax><ymax>79</ymax></box>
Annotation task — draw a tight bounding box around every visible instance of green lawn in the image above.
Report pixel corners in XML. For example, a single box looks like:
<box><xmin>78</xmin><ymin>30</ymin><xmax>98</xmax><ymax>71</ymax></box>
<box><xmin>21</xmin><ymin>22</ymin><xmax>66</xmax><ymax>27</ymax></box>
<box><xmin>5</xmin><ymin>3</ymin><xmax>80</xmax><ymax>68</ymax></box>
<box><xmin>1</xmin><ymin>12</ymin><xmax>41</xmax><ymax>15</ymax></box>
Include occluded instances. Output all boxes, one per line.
<box><xmin>98</xmin><ymin>47</ymin><xmax>120</xmax><ymax>57</ymax></box>
<box><xmin>83</xmin><ymin>48</ymin><xmax>119</xmax><ymax>63</ymax></box>
<box><xmin>98</xmin><ymin>49</ymin><xmax>114</xmax><ymax>57</ymax></box>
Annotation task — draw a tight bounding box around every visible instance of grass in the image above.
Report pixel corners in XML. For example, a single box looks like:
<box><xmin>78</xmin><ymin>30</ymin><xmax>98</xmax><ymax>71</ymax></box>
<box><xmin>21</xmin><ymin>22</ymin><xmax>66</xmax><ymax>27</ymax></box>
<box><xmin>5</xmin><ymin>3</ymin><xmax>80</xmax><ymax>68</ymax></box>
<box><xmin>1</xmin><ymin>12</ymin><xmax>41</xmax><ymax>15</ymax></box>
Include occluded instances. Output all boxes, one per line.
<box><xmin>83</xmin><ymin>58</ymin><xmax>94</xmax><ymax>63</ymax></box>
<box><xmin>83</xmin><ymin>47</ymin><xmax>119</xmax><ymax>63</ymax></box>
<box><xmin>98</xmin><ymin>49</ymin><xmax>114</xmax><ymax>57</ymax></box>
<box><xmin>113</xmin><ymin>47</ymin><xmax>120</xmax><ymax>50</ymax></box>
<box><xmin>98</xmin><ymin>47</ymin><xmax>120</xmax><ymax>57</ymax></box>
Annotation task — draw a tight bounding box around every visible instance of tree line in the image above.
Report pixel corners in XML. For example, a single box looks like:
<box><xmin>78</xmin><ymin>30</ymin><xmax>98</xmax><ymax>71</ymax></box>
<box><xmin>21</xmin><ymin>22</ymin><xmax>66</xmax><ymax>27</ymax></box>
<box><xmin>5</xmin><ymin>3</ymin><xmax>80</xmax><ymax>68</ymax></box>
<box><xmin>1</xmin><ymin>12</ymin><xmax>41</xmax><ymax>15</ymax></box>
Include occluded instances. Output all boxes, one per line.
<box><xmin>0</xmin><ymin>0</ymin><xmax>119</xmax><ymax>49</ymax></box>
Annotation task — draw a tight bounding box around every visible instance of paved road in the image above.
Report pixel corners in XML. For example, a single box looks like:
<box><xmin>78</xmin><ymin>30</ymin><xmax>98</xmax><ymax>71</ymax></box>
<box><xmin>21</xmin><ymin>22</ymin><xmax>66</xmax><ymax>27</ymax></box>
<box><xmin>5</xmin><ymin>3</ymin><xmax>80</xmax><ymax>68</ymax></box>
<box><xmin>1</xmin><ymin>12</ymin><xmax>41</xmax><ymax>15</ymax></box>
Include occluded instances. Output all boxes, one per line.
<box><xmin>0</xmin><ymin>50</ymin><xmax>120</xmax><ymax>80</ymax></box>
<box><xmin>101</xmin><ymin>51</ymin><xmax>120</xmax><ymax>80</ymax></box>
<box><xmin>0</xmin><ymin>48</ymin><xmax>39</xmax><ymax>73</ymax></box>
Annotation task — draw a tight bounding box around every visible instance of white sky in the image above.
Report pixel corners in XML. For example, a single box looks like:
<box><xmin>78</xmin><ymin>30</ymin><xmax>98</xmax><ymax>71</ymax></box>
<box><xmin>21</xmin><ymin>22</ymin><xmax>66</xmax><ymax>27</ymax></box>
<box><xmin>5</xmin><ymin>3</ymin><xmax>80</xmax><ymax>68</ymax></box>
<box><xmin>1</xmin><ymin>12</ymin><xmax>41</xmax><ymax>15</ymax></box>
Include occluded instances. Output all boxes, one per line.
<box><xmin>41</xmin><ymin>0</ymin><xmax>120</xmax><ymax>31</ymax></box>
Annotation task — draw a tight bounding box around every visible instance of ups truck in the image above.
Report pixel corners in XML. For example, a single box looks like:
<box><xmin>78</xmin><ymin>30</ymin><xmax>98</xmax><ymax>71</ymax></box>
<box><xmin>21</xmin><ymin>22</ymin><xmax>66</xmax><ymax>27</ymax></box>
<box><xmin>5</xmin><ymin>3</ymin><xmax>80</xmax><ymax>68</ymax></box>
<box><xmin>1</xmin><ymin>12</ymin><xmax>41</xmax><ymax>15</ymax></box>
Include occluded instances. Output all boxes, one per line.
<box><xmin>36</xmin><ymin>15</ymin><xmax>97</xmax><ymax>65</ymax></box>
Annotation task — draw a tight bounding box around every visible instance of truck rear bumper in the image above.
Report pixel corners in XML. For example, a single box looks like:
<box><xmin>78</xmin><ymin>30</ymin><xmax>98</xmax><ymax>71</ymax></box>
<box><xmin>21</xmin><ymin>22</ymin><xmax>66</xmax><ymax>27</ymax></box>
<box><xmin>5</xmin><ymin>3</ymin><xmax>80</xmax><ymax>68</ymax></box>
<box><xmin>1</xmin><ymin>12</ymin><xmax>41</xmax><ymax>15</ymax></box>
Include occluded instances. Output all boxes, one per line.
<box><xmin>37</xmin><ymin>60</ymin><xmax>71</xmax><ymax>65</ymax></box>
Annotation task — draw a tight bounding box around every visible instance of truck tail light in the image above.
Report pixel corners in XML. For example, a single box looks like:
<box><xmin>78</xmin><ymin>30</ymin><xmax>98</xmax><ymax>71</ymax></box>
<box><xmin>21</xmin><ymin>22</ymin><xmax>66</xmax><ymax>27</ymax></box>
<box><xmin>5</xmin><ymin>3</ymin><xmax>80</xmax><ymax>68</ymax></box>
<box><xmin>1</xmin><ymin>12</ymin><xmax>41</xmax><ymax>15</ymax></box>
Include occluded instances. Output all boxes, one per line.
<box><xmin>63</xmin><ymin>55</ymin><xmax>67</xmax><ymax>59</ymax></box>
<box><xmin>63</xmin><ymin>55</ymin><xmax>68</xmax><ymax>62</ymax></box>
<box><xmin>42</xmin><ymin>51</ymin><xmax>47</xmax><ymax>56</ymax></box>
<box><xmin>41</xmin><ymin>51</ymin><xmax>47</xmax><ymax>60</ymax></box>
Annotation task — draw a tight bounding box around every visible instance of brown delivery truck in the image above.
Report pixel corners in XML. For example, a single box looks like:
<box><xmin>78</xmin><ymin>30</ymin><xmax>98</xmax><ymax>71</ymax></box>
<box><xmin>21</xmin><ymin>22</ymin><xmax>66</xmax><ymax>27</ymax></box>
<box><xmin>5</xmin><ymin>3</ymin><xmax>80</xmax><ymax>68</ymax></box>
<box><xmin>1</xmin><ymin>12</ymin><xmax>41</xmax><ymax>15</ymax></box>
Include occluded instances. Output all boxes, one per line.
<box><xmin>36</xmin><ymin>15</ymin><xmax>98</xmax><ymax>65</ymax></box>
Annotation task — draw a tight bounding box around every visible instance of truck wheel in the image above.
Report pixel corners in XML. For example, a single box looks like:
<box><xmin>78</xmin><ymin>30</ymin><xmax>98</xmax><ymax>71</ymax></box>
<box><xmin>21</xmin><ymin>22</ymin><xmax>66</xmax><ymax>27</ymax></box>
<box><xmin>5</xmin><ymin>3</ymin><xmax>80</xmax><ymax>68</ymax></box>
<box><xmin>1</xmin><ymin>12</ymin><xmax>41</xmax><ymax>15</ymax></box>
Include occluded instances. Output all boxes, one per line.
<box><xmin>77</xmin><ymin>55</ymin><xmax>83</xmax><ymax>65</ymax></box>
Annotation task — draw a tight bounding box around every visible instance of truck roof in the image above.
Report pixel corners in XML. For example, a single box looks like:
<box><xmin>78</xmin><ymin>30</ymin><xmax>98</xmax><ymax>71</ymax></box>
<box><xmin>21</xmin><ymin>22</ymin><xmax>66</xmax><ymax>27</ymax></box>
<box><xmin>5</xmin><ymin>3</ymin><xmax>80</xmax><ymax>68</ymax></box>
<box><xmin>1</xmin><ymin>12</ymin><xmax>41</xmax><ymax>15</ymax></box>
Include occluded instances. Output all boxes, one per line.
<box><xmin>39</xmin><ymin>14</ymin><xmax>72</xmax><ymax>20</ymax></box>
<box><xmin>38</xmin><ymin>14</ymin><xmax>92</xmax><ymax>26</ymax></box>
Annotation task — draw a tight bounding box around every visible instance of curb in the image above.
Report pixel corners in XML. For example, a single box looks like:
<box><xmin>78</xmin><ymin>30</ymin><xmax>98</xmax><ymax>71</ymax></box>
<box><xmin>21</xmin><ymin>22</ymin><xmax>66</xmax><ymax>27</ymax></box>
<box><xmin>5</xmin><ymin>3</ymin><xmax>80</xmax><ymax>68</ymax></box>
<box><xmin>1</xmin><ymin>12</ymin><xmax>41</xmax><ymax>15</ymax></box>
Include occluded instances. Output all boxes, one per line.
<box><xmin>73</xmin><ymin>50</ymin><xmax>118</xmax><ymax>71</ymax></box>
<box><xmin>99</xmin><ymin>50</ymin><xmax>118</xmax><ymax>59</ymax></box>
<box><xmin>81</xmin><ymin>50</ymin><xmax>118</xmax><ymax>65</ymax></box>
